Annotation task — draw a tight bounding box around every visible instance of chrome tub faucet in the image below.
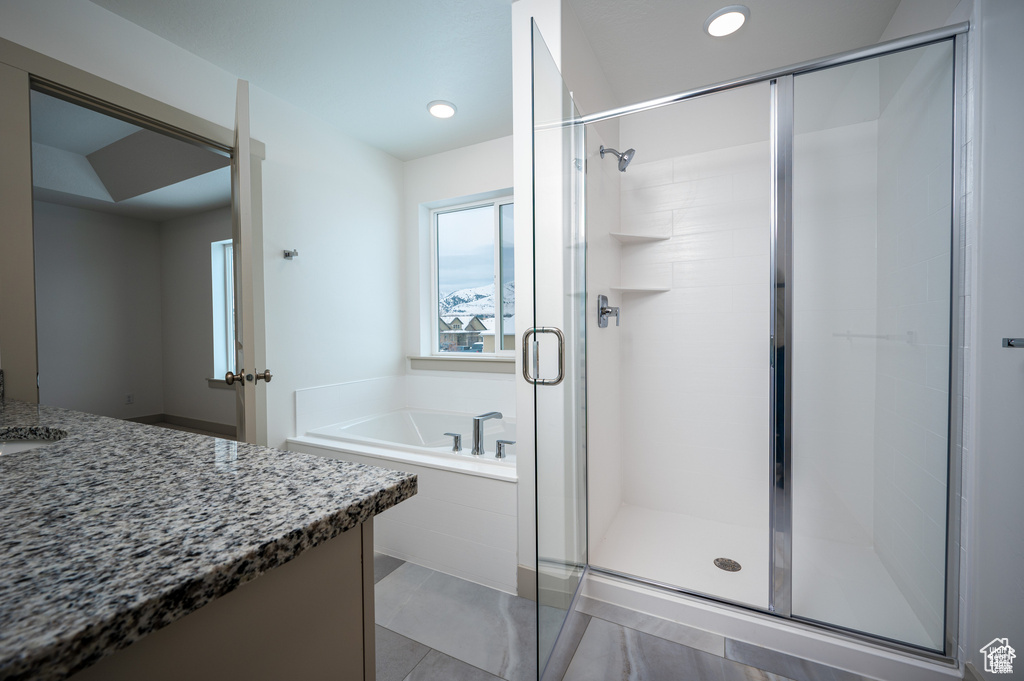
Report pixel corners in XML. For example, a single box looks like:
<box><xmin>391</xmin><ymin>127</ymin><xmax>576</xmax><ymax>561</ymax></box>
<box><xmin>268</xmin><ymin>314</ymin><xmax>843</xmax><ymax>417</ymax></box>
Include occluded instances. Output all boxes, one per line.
<box><xmin>472</xmin><ymin>412</ymin><xmax>503</xmax><ymax>456</ymax></box>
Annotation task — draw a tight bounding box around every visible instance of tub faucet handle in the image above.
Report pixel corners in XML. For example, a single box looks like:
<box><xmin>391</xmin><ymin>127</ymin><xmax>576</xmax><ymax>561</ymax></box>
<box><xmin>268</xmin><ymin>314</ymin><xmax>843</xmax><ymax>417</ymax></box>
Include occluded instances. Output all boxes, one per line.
<box><xmin>495</xmin><ymin>440</ymin><xmax>515</xmax><ymax>459</ymax></box>
<box><xmin>444</xmin><ymin>432</ymin><xmax>462</xmax><ymax>452</ymax></box>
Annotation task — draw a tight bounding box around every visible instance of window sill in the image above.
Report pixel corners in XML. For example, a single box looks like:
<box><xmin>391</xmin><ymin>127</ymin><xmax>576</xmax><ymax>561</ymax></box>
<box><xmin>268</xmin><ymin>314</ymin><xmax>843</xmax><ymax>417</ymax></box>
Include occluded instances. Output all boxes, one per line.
<box><xmin>207</xmin><ymin>378</ymin><xmax>234</xmax><ymax>390</ymax></box>
<box><xmin>408</xmin><ymin>355</ymin><xmax>515</xmax><ymax>374</ymax></box>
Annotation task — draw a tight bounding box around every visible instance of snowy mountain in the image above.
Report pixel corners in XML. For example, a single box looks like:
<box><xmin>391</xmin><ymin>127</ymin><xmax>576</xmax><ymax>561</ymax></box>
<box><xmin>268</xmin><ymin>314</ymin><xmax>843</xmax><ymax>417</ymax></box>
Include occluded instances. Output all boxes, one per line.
<box><xmin>439</xmin><ymin>282</ymin><xmax>515</xmax><ymax>318</ymax></box>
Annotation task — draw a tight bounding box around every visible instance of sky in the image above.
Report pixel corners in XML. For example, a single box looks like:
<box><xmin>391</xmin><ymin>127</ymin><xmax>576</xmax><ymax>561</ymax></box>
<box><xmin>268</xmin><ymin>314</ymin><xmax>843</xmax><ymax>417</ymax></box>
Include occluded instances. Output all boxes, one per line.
<box><xmin>436</xmin><ymin>204</ymin><xmax>495</xmax><ymax>295</ymax></box>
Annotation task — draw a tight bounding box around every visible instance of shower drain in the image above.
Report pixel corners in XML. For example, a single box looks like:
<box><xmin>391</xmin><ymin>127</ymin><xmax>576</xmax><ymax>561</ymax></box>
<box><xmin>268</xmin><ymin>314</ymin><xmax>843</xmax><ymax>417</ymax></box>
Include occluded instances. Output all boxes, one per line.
<box><xmin>714</xmin><ymin>557</ymin><xmax>742</xmax><ymax>572</ymax></box>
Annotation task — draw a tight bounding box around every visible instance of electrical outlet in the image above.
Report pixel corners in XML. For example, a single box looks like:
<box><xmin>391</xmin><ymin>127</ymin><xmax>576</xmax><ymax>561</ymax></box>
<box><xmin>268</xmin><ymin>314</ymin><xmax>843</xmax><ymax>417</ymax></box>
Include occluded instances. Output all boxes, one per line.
<box><xmin>125</xmin><ymin>393</ymin><xmax>135</xmax><ymax>405</ymax></box>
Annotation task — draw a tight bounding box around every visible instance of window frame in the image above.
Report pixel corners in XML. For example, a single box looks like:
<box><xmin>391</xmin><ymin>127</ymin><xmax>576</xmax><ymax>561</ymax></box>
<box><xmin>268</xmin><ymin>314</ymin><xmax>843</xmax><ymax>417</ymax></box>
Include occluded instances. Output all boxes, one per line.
<box><xmin>430</xmin><ymin>195</ymin><xmax>514</xmax><ymax>359</ymax></box>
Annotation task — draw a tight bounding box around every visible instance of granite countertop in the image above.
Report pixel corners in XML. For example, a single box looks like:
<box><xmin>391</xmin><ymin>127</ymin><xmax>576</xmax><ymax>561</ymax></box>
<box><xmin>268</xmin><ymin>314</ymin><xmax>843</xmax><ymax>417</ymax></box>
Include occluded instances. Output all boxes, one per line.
<box><xmin>0</xmin><ymin>400</ymin><xmax>417</xmax><ymax>681</ymax></box>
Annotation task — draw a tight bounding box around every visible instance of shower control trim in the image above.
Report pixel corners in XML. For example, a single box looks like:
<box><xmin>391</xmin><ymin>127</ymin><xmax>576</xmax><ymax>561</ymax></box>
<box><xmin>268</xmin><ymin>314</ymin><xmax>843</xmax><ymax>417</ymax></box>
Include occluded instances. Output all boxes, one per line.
<box><xmin>597</xmin><ymin>294</ymin><xmax>620</xmax><ymax>328</ymax></box>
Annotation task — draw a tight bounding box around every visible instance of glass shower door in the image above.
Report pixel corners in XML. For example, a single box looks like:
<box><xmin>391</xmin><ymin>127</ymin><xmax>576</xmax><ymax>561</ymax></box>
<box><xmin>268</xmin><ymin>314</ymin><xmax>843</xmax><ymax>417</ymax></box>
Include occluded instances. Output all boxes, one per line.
<box><xmin>789</xmin><ymin>40</ymin><xmax>956</xmax><ymax>652</ymax></box>
<box><xmin>531</xmin><ymin>21</ymin><xmax>588</xmax><ymax>679</ymax></box>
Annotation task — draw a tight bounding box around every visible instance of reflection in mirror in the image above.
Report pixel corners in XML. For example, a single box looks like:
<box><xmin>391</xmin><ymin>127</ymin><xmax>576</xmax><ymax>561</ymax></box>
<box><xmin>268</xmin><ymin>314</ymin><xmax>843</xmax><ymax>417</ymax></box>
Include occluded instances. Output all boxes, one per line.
<box><xmin>30</xmin><ymin>90</ymin><xmax>237</xmax><ymax>440</ymax></box>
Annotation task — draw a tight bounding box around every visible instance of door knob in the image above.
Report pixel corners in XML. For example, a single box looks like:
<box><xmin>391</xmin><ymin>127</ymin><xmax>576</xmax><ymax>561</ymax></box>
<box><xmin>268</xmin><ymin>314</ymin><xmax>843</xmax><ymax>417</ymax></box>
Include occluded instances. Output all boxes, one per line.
<box><xmin>254</xmin><ymin>370</ymin><xmax>272</xmax><ymax>383</ymax></box>
<box><xmin>225</xmin><ymin>370</ymin><xmax>244</xmax><ymax>385</ymax></box>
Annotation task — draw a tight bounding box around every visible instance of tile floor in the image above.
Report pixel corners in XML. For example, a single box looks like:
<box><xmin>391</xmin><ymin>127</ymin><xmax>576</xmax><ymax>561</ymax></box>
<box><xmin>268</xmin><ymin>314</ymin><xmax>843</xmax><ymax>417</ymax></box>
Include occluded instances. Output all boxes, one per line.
<box><xmin>374</xmin><ymin>555</ymin><xmax>534</xmax><ymax>681</ymax></box>
<box><xmin>374</xmin><ymin>553</ymin><xmax>871</xmax><ymax>681</ymax></box>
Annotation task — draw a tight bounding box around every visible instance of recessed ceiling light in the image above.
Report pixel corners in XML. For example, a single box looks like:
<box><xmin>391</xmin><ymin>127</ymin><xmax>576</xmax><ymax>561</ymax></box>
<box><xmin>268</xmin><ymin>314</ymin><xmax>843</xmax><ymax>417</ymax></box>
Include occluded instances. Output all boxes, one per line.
<box><xmin>704</xmin><ymin>5</ymin><xmax>749</xmax><ymax>37</ymax></box>
<box><xmin>428</xmin><ymin>100</ymin><xmax>457</xmax><ymax>119</ymax></box>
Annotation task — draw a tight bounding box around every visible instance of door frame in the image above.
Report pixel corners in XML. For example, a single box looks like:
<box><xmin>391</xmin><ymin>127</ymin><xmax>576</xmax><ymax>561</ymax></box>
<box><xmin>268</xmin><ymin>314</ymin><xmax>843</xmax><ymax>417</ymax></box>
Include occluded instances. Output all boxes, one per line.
<box><xmin>0</xmin><ymin>37</ymin><xmax>268</xmax><ymax>444</ymax></box>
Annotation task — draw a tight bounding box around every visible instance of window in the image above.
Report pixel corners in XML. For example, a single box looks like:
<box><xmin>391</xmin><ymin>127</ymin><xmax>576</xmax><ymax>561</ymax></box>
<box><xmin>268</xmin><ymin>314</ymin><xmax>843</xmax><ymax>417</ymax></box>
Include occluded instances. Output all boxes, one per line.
<box><xmin>211</xmin><ymin>239</ymin><xmax>235</xmax><ymax>377</ymax></box>
<box><xmin>433</xmin><ymin>198</ymin><xmax>514</xmax><ymax>355</ymax></box>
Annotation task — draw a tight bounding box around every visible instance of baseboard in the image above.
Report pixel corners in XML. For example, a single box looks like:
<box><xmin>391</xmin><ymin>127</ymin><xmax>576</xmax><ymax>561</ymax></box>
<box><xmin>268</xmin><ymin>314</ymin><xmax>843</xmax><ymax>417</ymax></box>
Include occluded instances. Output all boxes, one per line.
<box><xmin>518</xmin><ymin>564</ymin><xmax>537</xmax><ymax>601</ymax></box>
<box><xmin>129</xmin><ymin>414</ymin><xmax>236</xmax><ymax>438</ymax></box>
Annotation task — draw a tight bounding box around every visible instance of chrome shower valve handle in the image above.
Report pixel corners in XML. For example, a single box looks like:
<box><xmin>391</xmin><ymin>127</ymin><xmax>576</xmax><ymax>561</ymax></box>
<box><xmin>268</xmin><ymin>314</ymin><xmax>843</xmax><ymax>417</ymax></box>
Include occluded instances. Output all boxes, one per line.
<box><xmin>597</xmin><ymin>294</ymin><xmax>619</xmax><ymax>328</ymax></box>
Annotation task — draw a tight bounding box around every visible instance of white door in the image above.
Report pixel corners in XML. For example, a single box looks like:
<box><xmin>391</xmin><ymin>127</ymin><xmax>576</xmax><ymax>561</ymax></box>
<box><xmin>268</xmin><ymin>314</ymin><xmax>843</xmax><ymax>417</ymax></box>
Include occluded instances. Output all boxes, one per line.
<box><xmin>230</xmin><ymin>79</ymin><xmax>268</xmax><ymax>444</ymax></box>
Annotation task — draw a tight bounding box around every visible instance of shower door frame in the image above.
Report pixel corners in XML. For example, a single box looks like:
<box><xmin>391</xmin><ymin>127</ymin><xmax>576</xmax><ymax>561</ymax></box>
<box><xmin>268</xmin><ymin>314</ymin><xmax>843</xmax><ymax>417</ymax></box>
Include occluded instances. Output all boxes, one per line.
<box><xmin>576</xmin><ymin>22</ymin><xmax>968</xmax><ymax>661</ymax></box>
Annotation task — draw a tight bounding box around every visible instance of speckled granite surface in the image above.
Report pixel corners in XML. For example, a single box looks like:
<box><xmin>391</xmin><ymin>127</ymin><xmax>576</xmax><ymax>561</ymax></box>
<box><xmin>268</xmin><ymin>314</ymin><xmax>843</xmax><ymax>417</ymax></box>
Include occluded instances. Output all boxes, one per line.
<box><xmin>0</xmin><ymin>400</ymin><xmax>417</xmax><ymax>681</ymax></box>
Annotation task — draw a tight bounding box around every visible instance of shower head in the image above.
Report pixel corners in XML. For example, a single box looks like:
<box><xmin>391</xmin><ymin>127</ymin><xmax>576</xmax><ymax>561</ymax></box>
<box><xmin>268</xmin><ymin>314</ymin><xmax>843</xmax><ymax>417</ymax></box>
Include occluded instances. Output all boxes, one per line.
<box><xmin>600</xmin><ymin>145</ymin><xmax>636</xmax><ymax>172</ymax></box>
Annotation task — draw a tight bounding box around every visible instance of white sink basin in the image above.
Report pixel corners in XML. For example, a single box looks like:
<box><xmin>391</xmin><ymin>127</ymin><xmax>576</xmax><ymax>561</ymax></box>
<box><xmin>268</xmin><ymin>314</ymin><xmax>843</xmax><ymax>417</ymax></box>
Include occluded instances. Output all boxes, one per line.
<box><xmin>0</xmin><ymin>439</ymin><xmax>58</xmax><ymax>455</ymax></box>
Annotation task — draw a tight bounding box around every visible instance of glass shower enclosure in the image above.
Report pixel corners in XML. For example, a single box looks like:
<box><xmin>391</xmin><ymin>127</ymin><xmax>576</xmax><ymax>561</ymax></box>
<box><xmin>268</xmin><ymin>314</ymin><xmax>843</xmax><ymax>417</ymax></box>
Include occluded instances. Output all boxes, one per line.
<box><xmin>533</xmin><ymin>21</ymin><xmax>964</xmax><ymax>676</ymax></box>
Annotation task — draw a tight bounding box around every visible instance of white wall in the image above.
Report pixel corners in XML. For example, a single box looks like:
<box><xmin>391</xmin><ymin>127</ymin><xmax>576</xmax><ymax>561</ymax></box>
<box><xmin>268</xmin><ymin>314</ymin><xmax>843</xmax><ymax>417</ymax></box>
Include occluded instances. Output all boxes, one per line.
<box><xmin>33</xmin><ymin>201</ymin><xmax>165</xmax><ymax>418</ymax></box>
<box><xmin>0</xmin><ymin>1</ymin><xmax>236</xmax><ymax>131</ymax></box>
<box><xmin>252</xmin><ymin>86</ymin><xmax>405</xmax><ymax>449</ymax></box>
<box><xmin>159</xmin><ymin>206</ymin><xmax>234</xmax><ymax>426</ymax></box>
<box><xmin>971</xmin><ymin>0</ymin><xmax>1024</xmax><ymax>675</ymax></box>
<box><xmin>0</xmin><ymin>0</ymin><xmax>408</xmax><ymax>450</ymax></box>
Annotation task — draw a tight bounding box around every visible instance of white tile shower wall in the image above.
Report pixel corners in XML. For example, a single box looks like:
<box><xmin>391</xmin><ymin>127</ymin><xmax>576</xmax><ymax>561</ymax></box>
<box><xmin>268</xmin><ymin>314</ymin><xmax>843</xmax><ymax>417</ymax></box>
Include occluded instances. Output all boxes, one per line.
<box><xmin>585</xmin><ymin>123</ymin><xmax>624</xmax><ymax>549</ymax></box>
<box><xmin>872</xmin><ymin>44</ymin><xmax>954</xmax><ymax>648</ymax></box>
<box><xmin>294</xmin><ymin>374</ymin><xmax>514</xmax><ymax>435</ymax></box>
<box><xmin>615</xmin><ymin>140</ymin><xmax>771</xmax><ymax>529</ymax></box>
<box><xmin>791</xmin><ymin>121</ymin><xmax>879</xmax><ymax>547</ymax></box>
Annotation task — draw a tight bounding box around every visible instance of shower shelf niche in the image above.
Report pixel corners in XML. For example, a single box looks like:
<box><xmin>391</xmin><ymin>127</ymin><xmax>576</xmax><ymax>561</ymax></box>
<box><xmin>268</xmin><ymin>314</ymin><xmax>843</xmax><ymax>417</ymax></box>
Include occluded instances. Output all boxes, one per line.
<box><xmin>609</xmin><ymin>232</ymin><xmax>671</xmax><ymax>244</ymax></box>
<box><xmin>610</xmin><ymin>285</ymin><xmax>670</xmax><ymax>293</ymax></box>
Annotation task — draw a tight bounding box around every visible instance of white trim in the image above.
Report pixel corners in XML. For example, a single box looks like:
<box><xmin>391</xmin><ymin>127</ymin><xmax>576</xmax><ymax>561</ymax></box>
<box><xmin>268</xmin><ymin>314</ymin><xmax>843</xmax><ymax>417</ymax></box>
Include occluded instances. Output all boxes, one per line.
<box><xmin>408</xmin><ymin>355</ymin><xmax>514</xmax><ymax>374</ymax></box>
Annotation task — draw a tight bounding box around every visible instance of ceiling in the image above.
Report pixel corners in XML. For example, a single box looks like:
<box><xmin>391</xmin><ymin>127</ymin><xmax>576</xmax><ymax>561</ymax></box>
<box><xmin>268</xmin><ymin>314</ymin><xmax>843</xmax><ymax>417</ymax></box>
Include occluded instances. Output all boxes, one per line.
<box><xmin>31</xmin><ymin>90</ymin><xmax>232</xmax><ymax>222</ymax></box>
<box><xmin>89</xmin><ymin>0</ymin><xmax>514</xmax><ymax>162</ymax></box>
<box><xmin>567</xmin><ymin>0</ymin><xmax>903</xmax><ymax>108</ymax></box>
<box><xmin>85</xmin><ymin>0</ymin><xmax>918</xmax><ymax>162</ymax></box>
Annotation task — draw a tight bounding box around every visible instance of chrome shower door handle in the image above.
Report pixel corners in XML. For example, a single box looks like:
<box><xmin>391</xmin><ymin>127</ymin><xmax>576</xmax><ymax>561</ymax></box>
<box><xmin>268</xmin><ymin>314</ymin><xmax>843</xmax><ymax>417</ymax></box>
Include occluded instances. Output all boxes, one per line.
<box><xmin>522</xmin><ymin>327</ymin><xmax>565</xmax><ymax>386</ymax></box>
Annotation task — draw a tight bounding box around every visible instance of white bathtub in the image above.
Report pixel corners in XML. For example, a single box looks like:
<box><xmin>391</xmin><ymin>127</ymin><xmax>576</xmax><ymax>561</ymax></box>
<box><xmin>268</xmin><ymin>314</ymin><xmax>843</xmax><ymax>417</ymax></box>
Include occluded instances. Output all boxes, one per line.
<box><xmin>287</xmin><ymin>407</ymin><xmax>519</xmax><ymax>593</ymax></box>
<box><xmin>304</xmin><ymin>408</ymin><xmax>517</xmax><ymax>477</ymax></box>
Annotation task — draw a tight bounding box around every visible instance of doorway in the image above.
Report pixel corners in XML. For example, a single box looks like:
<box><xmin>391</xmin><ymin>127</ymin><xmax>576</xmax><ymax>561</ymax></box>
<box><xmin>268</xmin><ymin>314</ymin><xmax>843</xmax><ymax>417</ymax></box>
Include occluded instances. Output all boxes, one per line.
<box><xmin>30</xmin><ymin>88</ymin><xmax>237</xmax><ymax>438</ymax></box>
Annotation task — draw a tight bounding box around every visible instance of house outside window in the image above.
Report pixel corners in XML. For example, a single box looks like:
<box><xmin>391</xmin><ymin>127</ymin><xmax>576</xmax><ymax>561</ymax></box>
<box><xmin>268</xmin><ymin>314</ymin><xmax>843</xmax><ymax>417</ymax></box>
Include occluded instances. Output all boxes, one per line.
<box><xmin>432</xmin><ymin>197</ymin><xmax>514</xmax><ymax>355</ymax></box>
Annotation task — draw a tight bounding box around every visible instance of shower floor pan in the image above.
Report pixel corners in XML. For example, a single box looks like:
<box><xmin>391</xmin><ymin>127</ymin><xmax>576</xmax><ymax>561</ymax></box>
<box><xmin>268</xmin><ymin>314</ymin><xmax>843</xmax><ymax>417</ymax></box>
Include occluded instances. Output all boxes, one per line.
<box><xmin>588</xmin><ymin>503</ymin><xmax>937</xmax><ymax>649</ymax></box>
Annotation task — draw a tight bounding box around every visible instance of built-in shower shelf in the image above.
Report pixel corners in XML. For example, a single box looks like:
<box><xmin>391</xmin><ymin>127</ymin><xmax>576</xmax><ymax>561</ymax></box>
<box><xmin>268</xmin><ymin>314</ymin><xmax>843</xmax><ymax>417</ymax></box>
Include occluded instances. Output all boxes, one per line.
<box><xmin>609</xmin><ymin>232</ymin><xmax>671</xmax><ymax>243</ymax></box>
<box><xmin>610</xmin><ymin>285</ymin><xmax>671</xmax><ymax>293</ymax></box>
